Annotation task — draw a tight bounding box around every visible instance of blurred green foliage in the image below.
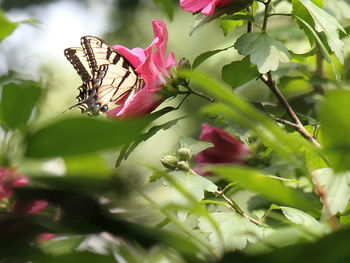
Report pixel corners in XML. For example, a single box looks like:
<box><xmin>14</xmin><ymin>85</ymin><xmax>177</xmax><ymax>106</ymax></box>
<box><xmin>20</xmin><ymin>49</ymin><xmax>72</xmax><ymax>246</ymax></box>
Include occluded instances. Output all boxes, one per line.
<box><xmin>1</xmin><ymin>0</ymin><xmax>350</xmax><ymax>262</ymax></box>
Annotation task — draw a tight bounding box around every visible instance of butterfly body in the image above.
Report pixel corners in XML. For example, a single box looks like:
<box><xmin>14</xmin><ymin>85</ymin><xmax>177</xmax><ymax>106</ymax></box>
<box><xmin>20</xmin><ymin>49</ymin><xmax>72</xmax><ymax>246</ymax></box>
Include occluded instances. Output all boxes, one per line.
<box><xmin>64</xmin><ymin>36</ymin><xmax>144</xmax><ymax>115</ymax></box>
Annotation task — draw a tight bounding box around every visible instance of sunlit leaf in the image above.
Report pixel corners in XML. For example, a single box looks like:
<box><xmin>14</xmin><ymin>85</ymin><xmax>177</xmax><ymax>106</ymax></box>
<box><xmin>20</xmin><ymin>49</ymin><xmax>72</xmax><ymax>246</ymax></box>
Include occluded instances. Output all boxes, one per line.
<box><xmin>312</xmin><ymin>168</ymin><xmax>350</xmax><ymax>217</ymax></box>
<box><xmin>296</xmin><ymin>0</ymin><xmax>345</xmax><ymax>63</ymax></box>
<box><xmin>198</xmin><ymin>212</ymin><xmax>263</xmax><ymax>252</ymax></box>
<box><xmin>219</xmin><ymin>13</ymin><xmax>252</xmax><ymax>36</ymax></box>
<box><xmin>277</xmin><ymin>206</ymin><xmax>320</xmax><ymax>226</ymax></box>
<box><xmin>0</xmin><ymin>10</ymin><xmax>18</xmax><ymax>41</ymax></box>
<box><xmin>167</xmin><ymin>171</ymin><xmax>218</xmax><ymax>220</ymax></box>
<box><xmin>25</xmin><ymin>117</ymin><xmax>148</xmax><ymax>158</ymax></box>
<box><xmin>212</xmin><ymin>165</ymin><xmax>321</xmax><ymax>216</ymax></box>
<box><xmin>234</xmin><ymin>32</ymin><xmax>290</xmax><ymax>73</ymax></box>
<box><xmin>222</xmin><ymin>56</ymin><xmax>259</xmax><ymax>89</ymax></box>
<box><xmin>0</xmin><ymin>80</ymin><xmax>41</xmax><ymax>130</ymax></box>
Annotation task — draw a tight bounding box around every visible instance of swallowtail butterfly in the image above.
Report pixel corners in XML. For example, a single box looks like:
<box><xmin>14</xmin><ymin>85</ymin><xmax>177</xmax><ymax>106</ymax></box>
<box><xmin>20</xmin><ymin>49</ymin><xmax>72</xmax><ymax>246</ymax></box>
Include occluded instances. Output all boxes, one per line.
<box><xmin>64</xmin><ymin>36</ymin><xmax>144</xmax><ymax>115</ymax></box>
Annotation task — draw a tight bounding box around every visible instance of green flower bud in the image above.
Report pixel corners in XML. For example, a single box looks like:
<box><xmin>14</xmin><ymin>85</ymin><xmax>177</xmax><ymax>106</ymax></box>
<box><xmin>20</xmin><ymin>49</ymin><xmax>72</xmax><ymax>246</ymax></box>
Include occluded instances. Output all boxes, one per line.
<box><xmin>177</xmin><ymin>145</ymin><xmax>193</xmax><ymax>160</ymax></box>
<box><xmin>160</xmin><ymin>155</ymin><xmax>178</xmax><ymax>170</ymax></box>
<box><xmin>177</xmin><ymin>160</ymin><xmax>190</xmax><ymax>171</ymax></box>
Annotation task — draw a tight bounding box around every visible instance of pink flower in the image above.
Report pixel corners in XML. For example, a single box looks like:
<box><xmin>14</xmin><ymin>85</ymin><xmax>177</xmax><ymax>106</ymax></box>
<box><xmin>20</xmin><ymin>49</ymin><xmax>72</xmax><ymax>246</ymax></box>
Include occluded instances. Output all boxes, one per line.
<box><xmin>194</xmin><ymin>123</ymin><xmax>250</xmax><ymax>175</ymax></box>
<box><xmin>0</xmin><ymin>167</ymin><xmax>29</xmax><ymax>199</ymax></box>
<box><xmin>107</xmin><ymin>20</ymin><xmax>176</xmax><ymax>119</ymax></box>
<box><xmin>12</xmin><ymin>200</ymin><xmax>48</xmax><ymax>214</ymax></box>
<box><xmin>180</xmin><ymin>0</ymin><xmax>233</xmax><ymax>16</ymax></box>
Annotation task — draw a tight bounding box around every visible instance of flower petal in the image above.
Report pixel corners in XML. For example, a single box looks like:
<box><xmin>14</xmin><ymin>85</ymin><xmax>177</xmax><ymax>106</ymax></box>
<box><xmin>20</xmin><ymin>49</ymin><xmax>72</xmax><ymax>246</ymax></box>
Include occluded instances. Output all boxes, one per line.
<box><xmin>107</xmin><ymin>88</ymin><xmax>163</xmax><ymax>119</ymax></box>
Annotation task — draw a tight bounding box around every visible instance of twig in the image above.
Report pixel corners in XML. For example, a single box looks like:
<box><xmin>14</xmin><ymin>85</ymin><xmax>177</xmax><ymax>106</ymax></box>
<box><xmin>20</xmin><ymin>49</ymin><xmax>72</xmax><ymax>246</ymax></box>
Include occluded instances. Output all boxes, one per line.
<box><xmin>261</xmin><ymin>73</ymin><xmax>321</xmax><ymax>147</ymax></box>
<box><xmin>262</xmin><ymin>0</ymin><xmax>272</xmax><ymax>32</ymax></box>
<box><xmin>246</xmin><ymin>6</ymin><xmax>253</xmax><ymax>33</ymax></box>
<box><xmin>180</xmin><ymin>83</ymin><xmax>215</xmax><ymax>102</ymax></box>
<box><xmin>272</xmin><ymin>116</ymin><xmax>300</xmax><ymax>129</ymax></box>
<box><xmin>268</xmin><ymin>13</ymin><xmax>292</xmax><ymax>17</ymax></box>
<box><xmin>215</xmin><ymin>190</ymin><xmax>263</xmax><ymax>225</ymax></box>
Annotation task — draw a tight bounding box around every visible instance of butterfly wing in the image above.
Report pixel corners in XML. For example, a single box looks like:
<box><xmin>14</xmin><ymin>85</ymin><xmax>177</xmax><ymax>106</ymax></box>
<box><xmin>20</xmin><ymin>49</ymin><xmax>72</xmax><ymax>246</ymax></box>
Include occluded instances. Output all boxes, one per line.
<box><xmin>65</xmin><ymin>36</ymin><xmax>144</xmax><ymax>115</ymax></box>
<box><xmin>64</xmin><ymin>47</ymin><xmax>92</xmax><ymax>83</ymax></box>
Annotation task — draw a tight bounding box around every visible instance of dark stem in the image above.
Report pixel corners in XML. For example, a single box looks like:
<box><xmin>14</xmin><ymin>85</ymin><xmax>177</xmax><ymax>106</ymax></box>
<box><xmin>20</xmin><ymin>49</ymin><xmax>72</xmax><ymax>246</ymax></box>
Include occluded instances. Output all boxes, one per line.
<box><xmin>246</xmin><ymin>6</ymin><xmax>253</xmax><ymax>33</ymax></box>
<box><xmin>272</xmin><ymin>116</ymin><xmax>300</xmax><ymax>129</ymax></box>
<box><xmin>268</xmin><ymin>13</ymin><xmax>292</xmax><ymax>17</ymax></box>
<box><xmin>314</xmin><ymin>52</ymin><xmax>324</xmax><ymax>94</ymax></box>
<box><xmin>261</xmin><ymin>73</ymin><xmax>321</xmax><ymax>147</ymax></box>
<box><xmin>262</xmin><ymin>0</ymin><xmax>272</xmax><ymax>32</ymax></box>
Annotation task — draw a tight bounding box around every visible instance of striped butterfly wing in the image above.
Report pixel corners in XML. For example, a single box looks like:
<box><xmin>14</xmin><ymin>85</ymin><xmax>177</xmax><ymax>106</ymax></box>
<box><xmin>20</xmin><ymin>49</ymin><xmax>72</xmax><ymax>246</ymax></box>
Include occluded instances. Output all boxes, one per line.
<box><xmin>64</xmin><ymin>36</ymin><xmax>143</xmax><ymax>114</ymax></box>
<box><xmin>64</xmin><ymin>47</ymin><xmax>92</xmax><ymax>83</ymax></box>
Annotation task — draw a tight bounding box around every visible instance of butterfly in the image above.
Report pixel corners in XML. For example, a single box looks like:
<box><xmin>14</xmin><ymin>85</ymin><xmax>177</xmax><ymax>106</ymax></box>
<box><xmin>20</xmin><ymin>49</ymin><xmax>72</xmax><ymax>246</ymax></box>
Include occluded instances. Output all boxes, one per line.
<box><xmin>64</xmin><ymin>36</ymin><xmax>144</xmax><ymax>115</ymax></box>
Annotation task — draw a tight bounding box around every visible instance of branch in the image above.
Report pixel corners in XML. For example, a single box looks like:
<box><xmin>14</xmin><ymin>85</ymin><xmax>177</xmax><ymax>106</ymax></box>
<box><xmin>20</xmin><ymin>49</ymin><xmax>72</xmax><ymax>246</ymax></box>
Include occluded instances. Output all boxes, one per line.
<box><xmin>215</xmin><ymin>190</ymin><xmax>263</xmax><ymax>225</ymax></box>
<box><xmin>261</xmin><ymin>73</ymin><xmax>321</xmax><ymax>147</ymax></box>
<box><xmin>262</xmin><ymin>0</ymin><xmax>272</xmax><ymax>32</ymax></box>
<box><xmin>246</xmin><ymin>6</ymin><xmax>253</xmax><ymax>33</ymax></box>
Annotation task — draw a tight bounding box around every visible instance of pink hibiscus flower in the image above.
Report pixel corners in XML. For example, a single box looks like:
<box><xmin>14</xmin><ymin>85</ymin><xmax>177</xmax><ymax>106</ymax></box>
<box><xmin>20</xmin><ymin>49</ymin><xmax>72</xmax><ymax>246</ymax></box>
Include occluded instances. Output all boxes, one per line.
<box><xmin>194</xmin><ymin>123</ymin><xmax>250</xmax><ymax>176</ymax></box>
<box><xmin>107</xmin><ymin>20</ymin><xmax>176</xmax><ymax>119</ymax></box>
<box><xmin>180</xmin><ymin>0</ymin><xmax>233</xmax><ymax>16</ymax></box>
<box><xmin>0</xmin><ymin>167</ymin><xmax>28</xmax><ymax>199</ymax></box>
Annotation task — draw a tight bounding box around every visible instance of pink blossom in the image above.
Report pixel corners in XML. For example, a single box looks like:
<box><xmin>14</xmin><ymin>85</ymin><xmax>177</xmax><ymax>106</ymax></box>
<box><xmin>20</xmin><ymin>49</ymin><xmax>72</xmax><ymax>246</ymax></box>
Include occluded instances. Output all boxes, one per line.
<box><xmin>37</xmin><ymin>233</ymin><xmax>55</xmax><ymax>243</ymax></box>
<box><xmin>12</xmin><ymin>200</ymin><xmax>48</xmax><ymax>214</ymax></box>
<box><xmin>0</xmin><ymin>167</ymin><xmax>29</xmax><ymax>199</ymax></box>
<box><xmin>180</xmin><ymin>0</ymin><xmax>233</xmax><ymax>16</ymax></box>
<box><xmin>107</xmin><ymin>20</ymin><xmax>176</xmax><ymax>119</ymax></box>
<box><xmin>194</xmin><ymin>123</ymin><xmax>250</xmax><ymax>176</ymax></box>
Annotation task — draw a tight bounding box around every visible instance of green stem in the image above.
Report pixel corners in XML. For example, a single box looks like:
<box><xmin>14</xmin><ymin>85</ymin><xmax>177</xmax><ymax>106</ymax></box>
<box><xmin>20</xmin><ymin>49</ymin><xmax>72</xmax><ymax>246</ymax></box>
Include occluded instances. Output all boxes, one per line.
<box><xmin>215</xmin><ymin>190</ymin><xmax>262</xmax><ymax>225</ymax></box>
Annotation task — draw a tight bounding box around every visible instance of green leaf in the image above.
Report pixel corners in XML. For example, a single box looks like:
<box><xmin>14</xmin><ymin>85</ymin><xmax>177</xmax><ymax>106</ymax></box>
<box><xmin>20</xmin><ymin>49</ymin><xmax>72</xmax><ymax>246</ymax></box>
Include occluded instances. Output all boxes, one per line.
<box><xmin>220</xmin><ymin>14</ymin><xmax>247</xmax><ymax>36</ymax></box>
<box><xmin>0</xmin><ymin>80</ymin><xmax>41</xmax><ymax>129</ymax></box>
<box><xmin>64</xmin><ymin>153</ymin><xmax>111</xmax><ymax>176</ymax></box>
<box><xmin>221</xmin><ymin>227</ymin><xmax>350</xmax><ymax>263</ymax></box>
<box><xmin>192</xmin><ymin>45</ymin><xmax>234</xmax><ymax>69</ymax></box>
<box><xmin>39</xmin><ymin>236</ymin><xmax>84</xmax><ymax>256</ymax></box>
<box><xmin>212</xmin><ymin>165</ymin><xmax>321</xmax><ymax>216</ymax></box>
<box><xmin>297</xmin><ymin>0</ymin><xmax>345</xmax><ymax>63</ymax></box>
<box><xmin>25</xmin><ymin>117</ymin><xmax>148</xmax><ymax>158</ymax></box>
<box><xmin>278</xmin><ymin>76</ymin><xmax>312</xmax><ymax>99</ymax></box>
<box><xmin>325</xmin><ymin>0</ymin><xmax>350</xmax><ymax>20</ymax></box>
<box><xmin>319</xmin><ymin>90</ymin><xmax>350</xmax><ymax>172</ymax></box>
<box><xmin>234</xmin><ymin>32</ymin><xmax>290</xmax><ymax>73</ymax></box>
<box><xmin>116</xmin><ymin>115</ymin><xmax>185</xmax><ymax>167</ymax></box>
<box><xmin>179</xmin><ymin>136</ymin><xmax>213</xmax><ymax>155</ymax></box>
<box><xmin>179</xmin><ymin>70</ymin><xmax>320</xmax><ymax>171</ymax></box>
<box><xmin>153</xmin><ymin>0</ymin><xmax>174</xmax><ymax>20</ymax></box>
<box><xmin>0</xmin><ymin>10</ymin><xmax>18</xmax><ymax>41</ymax></box>
<box><xmin>198</xmin><ymin>212</ymin><xmax>263</xmax><ymax>252</ymax></box>
<box><xmin>278</xmin><ymin>206</ymin><xmax>320</xmax><ymax>226</ymax></box>
<box><xmin>290</xmin><ymin>48</ymin><xmax>316</xmax><ymax>63</ymax></box>
<box><xmin>167</xmin><ymin>171</ymin><xmax>218</xmax><ymax>220</ymax></box>
<box><xmin>312</xmin><ymin>168</ymin><xmax>350</xmax><ymax>217</ymax></box>
<box><xmin>222</xmin><ymin>56</ymin><xmax>259</xmax><ymax>89</ymax></box>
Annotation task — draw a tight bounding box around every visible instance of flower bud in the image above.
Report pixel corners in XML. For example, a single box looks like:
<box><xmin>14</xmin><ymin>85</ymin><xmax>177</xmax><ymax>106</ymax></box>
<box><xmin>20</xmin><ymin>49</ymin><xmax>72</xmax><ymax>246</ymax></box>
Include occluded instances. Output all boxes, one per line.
<box><xmin>177</xmin><ymin>161</ymin><xmax>190</xmax><ymax>171</ymax></box>
<box><xmin>160</xmin><ymin>155</ymin><xmax>178</xmax><ymax>170</ymax></box>
<box><xmin>177</xmin><ymin>145</ymin><xmax>193</xmax><ymax>160</ymax></box>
